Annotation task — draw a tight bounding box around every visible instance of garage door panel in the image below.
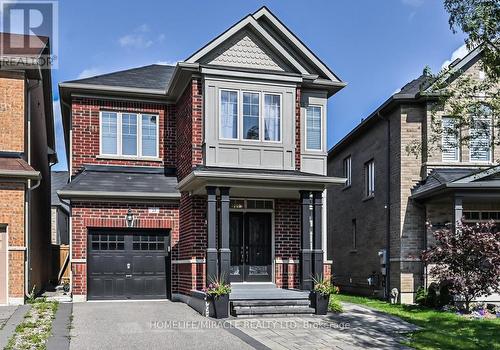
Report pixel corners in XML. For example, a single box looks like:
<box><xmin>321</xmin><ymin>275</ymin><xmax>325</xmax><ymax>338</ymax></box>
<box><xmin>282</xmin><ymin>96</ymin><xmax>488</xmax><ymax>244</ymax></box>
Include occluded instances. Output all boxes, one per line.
<box><xmin>87</xmin><ymin>230</ymin><xmax>170</xmax><ymax>300</ymax></box>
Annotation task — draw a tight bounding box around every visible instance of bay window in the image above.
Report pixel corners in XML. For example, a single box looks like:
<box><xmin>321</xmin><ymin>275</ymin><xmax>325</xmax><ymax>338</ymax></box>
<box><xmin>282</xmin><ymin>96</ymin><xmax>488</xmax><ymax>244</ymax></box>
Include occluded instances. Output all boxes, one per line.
<box><xmin>219</xmin><ymin>89</ymin><xmax>281</xmax><ymax>142</ymax></box>
<box><xmin>306</xmin><ymin>105</ymin><xmax>322</xmax><ymax>150</ymax></box>
<box><xmin>100</xmin><ymin>111</ymin><xmax>158</xmax><ymax>158</ymax></box>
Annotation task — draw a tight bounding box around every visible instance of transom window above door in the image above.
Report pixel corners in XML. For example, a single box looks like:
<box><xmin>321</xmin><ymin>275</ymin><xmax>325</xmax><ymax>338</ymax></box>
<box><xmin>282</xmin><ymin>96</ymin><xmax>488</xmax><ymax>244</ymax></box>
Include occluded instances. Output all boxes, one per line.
<box><xmin>220</xmin><ymin>89</ymin><xmax>282</xmax><ymax>142</ymax></box>
<box><xmin>100</xmin><ymin>111</ymin><xmax>159</xmax><ymax>158</ymax></box>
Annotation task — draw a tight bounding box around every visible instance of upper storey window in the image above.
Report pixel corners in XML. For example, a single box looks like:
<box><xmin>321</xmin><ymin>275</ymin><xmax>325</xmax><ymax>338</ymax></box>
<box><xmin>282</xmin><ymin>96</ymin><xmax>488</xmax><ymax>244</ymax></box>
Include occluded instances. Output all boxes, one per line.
<box><xmin>441</xmin><ymin>117</ymin><xmax>459</xmax><ymax>162</ymax></box>
<box><xmin>306</xmin><ymin>105</ymin><xmax>322</xmax><ymax>150</ymax></box>
<box><xmin>100</xmin><ymin>111</ymin><xmax>158</xmax><ymax>158</ymax></box>
<box><xmin>219</xmin><ymin>89</ymin><xmax>281</xmax><ymax>142</ymax></box>
<box><xmin>470</xmin><ymin>112</ymin><xmax>492</xmax><ymax>162</ymax></box>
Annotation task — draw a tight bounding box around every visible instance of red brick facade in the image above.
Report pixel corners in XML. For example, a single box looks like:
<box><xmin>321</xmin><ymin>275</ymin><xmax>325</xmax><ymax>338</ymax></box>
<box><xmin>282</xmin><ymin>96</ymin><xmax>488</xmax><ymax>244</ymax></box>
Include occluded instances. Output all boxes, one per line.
<box><xmin>70</xmin><ymin>203</ymin><xmax>179</xmax><ymax>296</ymax></box>
<box><xmin>176</xmin><ymin>78</ymin><xmax>203</xmax><ymax>180</ymax></box>
<box><xmin>71</xmin><ymin>97</ymin><xmax>176</xmax><ymax>175</ymax></box>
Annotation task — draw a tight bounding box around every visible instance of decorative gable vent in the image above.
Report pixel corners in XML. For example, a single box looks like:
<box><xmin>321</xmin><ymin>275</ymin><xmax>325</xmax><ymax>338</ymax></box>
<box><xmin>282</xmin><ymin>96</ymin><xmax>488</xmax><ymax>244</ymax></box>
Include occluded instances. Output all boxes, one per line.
<box><xmin>205</xmin><ymin>30</ymin><xmax>287</xmax><ymax>71</ymax></box>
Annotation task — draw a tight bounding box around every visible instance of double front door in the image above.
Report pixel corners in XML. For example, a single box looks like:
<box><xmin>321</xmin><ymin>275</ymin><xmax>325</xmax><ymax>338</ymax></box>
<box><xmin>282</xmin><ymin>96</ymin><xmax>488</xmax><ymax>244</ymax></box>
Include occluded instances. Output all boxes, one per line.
<box><xmin>229</xmin><ymin>212</ymin><xmax>272</xmax><ymax>282</ymax></box>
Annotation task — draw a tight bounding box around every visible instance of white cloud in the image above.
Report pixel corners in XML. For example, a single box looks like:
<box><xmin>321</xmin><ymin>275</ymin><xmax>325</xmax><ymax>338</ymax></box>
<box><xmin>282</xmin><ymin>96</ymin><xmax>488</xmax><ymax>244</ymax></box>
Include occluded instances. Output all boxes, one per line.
<box><xmin>118</xmin><ymin>24</ymin><xmax>164</xmax><ymax>49</ymax></box>
<box><xmin>118</xmin><ymin>34</ymin><xmax>153</xmax><ymax>49</ymax></box>
<box><xmin>402</xmin><ymin>0</ymin><xmax>424</xmax><ymax>7</ymax></box>
<box><xmin>52</xmin><ymin>99</ymin><xmax>68</xmax><ymax>171</ymax></box>
<box><xmin>77</xmin><ymin>67</ymin><xmax>105</xmax><ymax>79</ymax></box>
<box><xmin>441</xmin><ymin>44</ymin><xmax>469</xmax><ymax>70</ymax></box>
<box><xmin>155</xmin><ymin>60</ymin><xmax>180</xmax><ymax>66</ymax></box>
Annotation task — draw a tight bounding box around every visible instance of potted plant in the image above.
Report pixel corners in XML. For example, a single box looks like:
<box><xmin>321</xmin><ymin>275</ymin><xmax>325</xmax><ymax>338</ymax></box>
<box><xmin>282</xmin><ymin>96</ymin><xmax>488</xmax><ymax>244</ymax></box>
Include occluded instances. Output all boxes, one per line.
<box><xmin>203</xmin><ymin>276</ymin><xmax>231</xmax><ymax>319</ymax></box>
<box><xmin>311</xmin><ymin>276</ymin><xmax>339</xmax><ymax>315</ymax></box>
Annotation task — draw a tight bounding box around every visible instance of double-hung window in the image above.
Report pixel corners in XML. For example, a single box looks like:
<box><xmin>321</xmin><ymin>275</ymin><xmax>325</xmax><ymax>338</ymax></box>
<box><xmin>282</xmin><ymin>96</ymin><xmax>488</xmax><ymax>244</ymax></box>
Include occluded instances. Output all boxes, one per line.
<box><xmin>442</xmin><ymin>117</ymin><xmax>459</xmax><ymax>162</ymax></box>
<box><xmin>100</xmin><ymin>111</ymin><xmax>158</xmax><ymax>158</ymax></box>
<box><xmin>343</xmin><ymin>156</ymin><xmax>352</xmax><ymax>187</ymax></box>
<box><xmin>220</xmin><ymin>90</ymin><xmax>238</xmax><ymax>139</ymax></box>
<box><xmin>219</xmin><ymin>89</ymin><xmax>281</xmax><ymax>142</ymax></box>
<box><xmin>364</xmin><ymin>160</ymin><xmax>375</xmax><ymax>197</ymax></box>
<box><xmin>306</xmin><ymin>106</ymin><xmax>322</xmax><ymax>150</ymax></box>
<box><xmin>470</xmin><ymin>113</ymin><xmax>492</xmax><ymax>162</ymax></box>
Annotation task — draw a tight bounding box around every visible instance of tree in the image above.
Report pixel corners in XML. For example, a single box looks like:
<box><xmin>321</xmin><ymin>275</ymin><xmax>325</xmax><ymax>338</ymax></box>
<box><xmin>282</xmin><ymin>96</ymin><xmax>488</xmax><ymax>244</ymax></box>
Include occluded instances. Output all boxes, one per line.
<box><xmin>406</xmin><ymin>0</ymin><xmax>499</xmax><ymax>159</ymax></box>
<box><xmin>422</xmin><ymin>221</ymin><xmax>500</xmax><ymax>312</ymax></box>
<box><xmin>444</xmin><ymin>0</ymin><xmax>499</xmax><ymax>79</ymax></box>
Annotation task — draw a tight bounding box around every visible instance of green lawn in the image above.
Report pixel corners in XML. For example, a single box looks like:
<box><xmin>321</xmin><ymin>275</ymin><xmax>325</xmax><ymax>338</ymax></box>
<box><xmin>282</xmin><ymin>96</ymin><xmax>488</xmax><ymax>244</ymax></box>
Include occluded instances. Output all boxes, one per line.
<box><xmin>336</xmin><ymin>294</ymin><xmax>500</xmax><ymax>350</ymax></box>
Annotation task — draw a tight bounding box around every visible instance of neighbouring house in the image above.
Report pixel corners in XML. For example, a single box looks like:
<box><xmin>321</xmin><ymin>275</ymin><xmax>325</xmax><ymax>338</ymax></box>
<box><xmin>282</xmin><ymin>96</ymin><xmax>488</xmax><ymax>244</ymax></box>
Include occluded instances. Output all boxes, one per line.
<box><xmin>327</xmin><ymin>46</ymin><xmax>500</xmax><ymax>304</ymax></box>
<box><xmin>58</xmin><ymin>7</ymin><xmax>346</xmax><ymax>314</ymax></box>
<box><xmin>50</xmin><ymin>171</ymin><xmax>70</xmax><ymax>285</ymax></box>
<box><xmin>0</xmin><ymin>33</ymin><xmax>56</xmax><ymax>305</ymax></box>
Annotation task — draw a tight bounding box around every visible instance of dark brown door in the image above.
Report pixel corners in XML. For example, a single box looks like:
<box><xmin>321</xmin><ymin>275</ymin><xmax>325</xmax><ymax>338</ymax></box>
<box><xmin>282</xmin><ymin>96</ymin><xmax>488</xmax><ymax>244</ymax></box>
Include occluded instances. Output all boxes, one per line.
<box><xmin>229</xmin><ymin>212</ymin><xmax>272</xmax><ymax>283</ymax></box>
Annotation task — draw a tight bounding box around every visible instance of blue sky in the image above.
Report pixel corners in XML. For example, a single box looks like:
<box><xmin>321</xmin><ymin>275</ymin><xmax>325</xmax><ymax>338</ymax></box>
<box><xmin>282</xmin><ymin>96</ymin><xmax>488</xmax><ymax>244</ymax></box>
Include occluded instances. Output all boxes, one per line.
<box><xmin>49</xmin><ymin>0</ymin><xmax>467</xmax><ymax>170</ymax></box>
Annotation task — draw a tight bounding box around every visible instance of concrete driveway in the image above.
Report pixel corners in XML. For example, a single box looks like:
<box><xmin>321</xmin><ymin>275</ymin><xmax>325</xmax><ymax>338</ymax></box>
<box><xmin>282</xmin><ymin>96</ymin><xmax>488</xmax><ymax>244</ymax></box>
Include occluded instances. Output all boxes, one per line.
<box><xmin>70</xmin><ymin>300</ymin><xmax>256</xmax><ymax>350</ymax></box>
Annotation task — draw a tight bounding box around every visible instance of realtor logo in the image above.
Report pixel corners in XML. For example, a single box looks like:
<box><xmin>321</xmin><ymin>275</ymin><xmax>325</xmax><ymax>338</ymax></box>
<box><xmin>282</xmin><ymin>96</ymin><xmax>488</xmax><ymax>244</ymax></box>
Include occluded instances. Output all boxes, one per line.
<box><xmin>0</xmin><ymin>0</ymin><xmax>58</xmax><ymax>68</ymax></box>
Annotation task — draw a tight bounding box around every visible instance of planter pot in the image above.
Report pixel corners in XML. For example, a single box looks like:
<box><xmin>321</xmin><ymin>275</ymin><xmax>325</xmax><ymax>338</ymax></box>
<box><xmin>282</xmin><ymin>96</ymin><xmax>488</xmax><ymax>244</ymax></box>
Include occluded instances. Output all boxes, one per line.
<box><xmin>314</xmin><ymin>292</ymin><xmax>330</xmax><ymax>315</ymax></box>
<box><xmin>211</xmin><ymin>294</ymin><xmax>229</xmax><ymax>319</ymax></box>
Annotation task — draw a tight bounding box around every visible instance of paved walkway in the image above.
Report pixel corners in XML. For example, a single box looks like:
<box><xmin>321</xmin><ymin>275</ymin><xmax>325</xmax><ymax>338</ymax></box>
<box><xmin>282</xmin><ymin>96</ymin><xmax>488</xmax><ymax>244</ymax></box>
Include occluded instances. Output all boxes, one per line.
<box><xmin>0</xmin><ymin>306</ymin><xmax>17</xmax><ymax>330</ymax></box>
<box><xmin>0</xmin><ymin>305</ymin><xmax>31</xmax><ymax>349</ymax></box>
<box><xmin>229</xmin><ymin>303</ymin><xmax>419</xmax><ymax>350</ymax></box>
<box><xmin>69</xmin><ymin>301</ymin><xmax>418</xmax><ymax>350</ymax></box>
<box><xmin>70</xmin><ymin>301</ymin><xmax>256</xmax><ymax>350</ymax></box>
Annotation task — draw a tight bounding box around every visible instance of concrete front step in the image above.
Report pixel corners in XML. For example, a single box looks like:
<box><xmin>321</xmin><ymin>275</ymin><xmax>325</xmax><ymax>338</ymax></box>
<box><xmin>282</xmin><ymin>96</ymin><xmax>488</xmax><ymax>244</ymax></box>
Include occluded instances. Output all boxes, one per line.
<box><xmin>232</xmin><ymin>305</ymin><xmax>315</xmax><ymax>316</ymax></box>
<box><xmin>232</xmin><ymin>299</ymin><xmax>310</xmax><ymax>307</ymax></box>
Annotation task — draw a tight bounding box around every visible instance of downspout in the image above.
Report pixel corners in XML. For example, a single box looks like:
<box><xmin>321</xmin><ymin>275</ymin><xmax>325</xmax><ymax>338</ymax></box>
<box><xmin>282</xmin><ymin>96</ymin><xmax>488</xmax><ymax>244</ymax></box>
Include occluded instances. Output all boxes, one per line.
<box><xmin>25</xmin><ymin>78</ymin><xmax>41</xmax><ymax>298</ymax></box>
<box><xmin>379</xmin><ymin>111</ymin><xmax>391</xmax><ymax>300</ymax></box>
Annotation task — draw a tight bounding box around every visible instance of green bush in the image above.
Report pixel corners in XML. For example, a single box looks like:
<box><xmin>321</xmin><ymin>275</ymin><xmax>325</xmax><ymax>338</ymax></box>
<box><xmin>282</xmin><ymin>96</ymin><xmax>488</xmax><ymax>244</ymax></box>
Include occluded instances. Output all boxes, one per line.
<box><xmin>328</xmin><ymin>295</ymin><xmax>343</xmax><ymax>313</ymax></box>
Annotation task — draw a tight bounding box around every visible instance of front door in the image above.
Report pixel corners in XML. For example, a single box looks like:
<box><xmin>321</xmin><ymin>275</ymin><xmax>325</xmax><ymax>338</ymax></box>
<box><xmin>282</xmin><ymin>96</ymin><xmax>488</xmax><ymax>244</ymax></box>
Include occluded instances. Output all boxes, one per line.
<box><xmin>229</xmin><ymin>212</ymin><xmax>272</xmax><ymax>282</ymax></box>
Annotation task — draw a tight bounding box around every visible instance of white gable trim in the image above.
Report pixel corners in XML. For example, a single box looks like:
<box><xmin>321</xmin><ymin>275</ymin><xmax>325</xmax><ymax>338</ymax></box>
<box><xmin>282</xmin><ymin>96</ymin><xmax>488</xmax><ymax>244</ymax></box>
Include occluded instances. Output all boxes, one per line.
<box><xmin>253</xmin><ymin>7</ymin><xmax>341</xmax><ymax>83</ymax></box>
<box><xmin>453</xmin><ymin>165</ymin><xmax>500</xmax><ymax>184</ymax></box>
<box><xmin>186</xmin><ymin>14</ymin><xmax>309</xmax><ymax>75</ymax></box>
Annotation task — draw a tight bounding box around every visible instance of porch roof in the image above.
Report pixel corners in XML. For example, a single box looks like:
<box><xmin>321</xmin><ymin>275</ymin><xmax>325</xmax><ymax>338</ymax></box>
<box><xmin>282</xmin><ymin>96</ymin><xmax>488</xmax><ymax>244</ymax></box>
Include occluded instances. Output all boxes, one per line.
<box><xmin>411</xmin><ymin>166</ymin><xmax>500</xmax><ymax>200</ymax></box>
<box><xmin>58</xmin><ymin>165</ymin><xmax>180</xmax><ymax>201</ymax></box>
<box><xmin>178</xmin><ymin>165</ymin><xmax>345</xmax><ymax>197</ymax></box>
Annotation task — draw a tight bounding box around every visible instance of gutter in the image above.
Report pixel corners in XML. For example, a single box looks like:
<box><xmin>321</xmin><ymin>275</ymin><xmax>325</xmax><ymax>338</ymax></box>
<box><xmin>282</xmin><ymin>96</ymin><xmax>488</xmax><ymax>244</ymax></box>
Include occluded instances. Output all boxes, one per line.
<box><xmin>58</xmin><ymin>82</ymin><xmax>166</xmax><ymax>95</ymax></box>
<box><xmin>0</xmin><ymin>169</ymin><xmax>41</xmax><ymax>180</ymax></box>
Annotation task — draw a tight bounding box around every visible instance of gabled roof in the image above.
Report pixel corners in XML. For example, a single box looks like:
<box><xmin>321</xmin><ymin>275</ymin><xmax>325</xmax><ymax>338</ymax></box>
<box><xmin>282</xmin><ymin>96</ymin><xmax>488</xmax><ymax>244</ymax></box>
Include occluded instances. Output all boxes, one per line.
<box><xmin>58</xmin><ymin>165</ymin><xmax>180</xmax><ymax>201</ymax></box>
<box><xmin>411</xmin><ymin>166</ymin><xmax>500</xmax><ymax>200</ymax></box>
<box><xmin>186</xmin><ymin>6</ymin><xmax>343</xmax><ymax>83</ymax></box>
<box><xmin>329</xmin><ymin>45</ymin><xmax>484</xmax><ymax>157</ymax></box>
<box><xmin>60</xmin><ymin>64</ymin><xmax>175</xmax><ymax>94</ymax></box>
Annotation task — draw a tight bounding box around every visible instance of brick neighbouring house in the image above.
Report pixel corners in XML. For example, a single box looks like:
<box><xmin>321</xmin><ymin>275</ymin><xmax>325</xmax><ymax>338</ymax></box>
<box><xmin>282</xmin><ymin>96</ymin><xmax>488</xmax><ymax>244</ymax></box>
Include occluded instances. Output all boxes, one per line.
<box><xmin>0</xmin><ymin>33</ymin><xmax>56</xmax><ymax>305</ymax></box>
<box><xmin>327</xmin><ymin>46</ymin><xmax>500</xmax><ymax>304</ymax></box>
<box><xmin>57</xmin><ymin>7</ymin><xmax>346</xmax><ymax>313</ymax></box>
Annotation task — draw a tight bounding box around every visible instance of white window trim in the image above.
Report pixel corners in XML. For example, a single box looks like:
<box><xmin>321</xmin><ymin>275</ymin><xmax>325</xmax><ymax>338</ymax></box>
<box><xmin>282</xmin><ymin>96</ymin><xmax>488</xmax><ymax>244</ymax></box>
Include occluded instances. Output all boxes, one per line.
<box><xmin>364</xmin><ymin>160</ymin><xmax>375</xmax><ymax>198</ymax></box>
<box><xmin>99</xmin><ymin>111</ymin><xmax>159</xmax><ymax>159</ymax></box>
<box><xmin>241</xmin><ymin>90</ymin><xmax>261</xmax><ymax>142</ymax></box>
<box><xmin>441</xmin><ymin>117</ymin><xmax>460</xmax><ymax>163</ymax></box>
<box><xmin>469</xmin><ymin>116</ymin><xmax>493</xmax><ymax>163</ymax></box>
<box><xmin>218</xmin><ymin>88</ymin><xmax>283</xmax><ymax>144</ymax></box>
<box><xmin>343</xmin><ymin>156</ymin><xmax>352</xmax><ymax>187</ymax></box>
<box><xmin>305</xmin><ymin>104</ymin><xmax>323</xmax><ymax>152</ymax></box>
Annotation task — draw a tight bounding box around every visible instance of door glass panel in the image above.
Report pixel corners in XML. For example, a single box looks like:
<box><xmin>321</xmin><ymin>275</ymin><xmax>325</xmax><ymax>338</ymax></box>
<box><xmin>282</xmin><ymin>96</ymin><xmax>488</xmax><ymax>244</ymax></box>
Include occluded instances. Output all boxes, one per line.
<box><xmin>229</xmin><ymin>213</ymin><xmax>243</xmax><ymax>280</ymax></box>
<box><xmin>246</xmin><ymin>213</ymin><xmax>272</xmax><ymax>280</ymax></box>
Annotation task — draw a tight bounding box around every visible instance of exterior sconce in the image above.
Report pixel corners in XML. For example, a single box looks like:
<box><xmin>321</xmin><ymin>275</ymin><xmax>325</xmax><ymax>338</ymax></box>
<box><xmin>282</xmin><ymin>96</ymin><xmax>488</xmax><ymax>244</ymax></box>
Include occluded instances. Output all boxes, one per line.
<box><xmin>126</xmin><ymin>209</ymin><xmax>134</xmax><ymax>228</ymax></box>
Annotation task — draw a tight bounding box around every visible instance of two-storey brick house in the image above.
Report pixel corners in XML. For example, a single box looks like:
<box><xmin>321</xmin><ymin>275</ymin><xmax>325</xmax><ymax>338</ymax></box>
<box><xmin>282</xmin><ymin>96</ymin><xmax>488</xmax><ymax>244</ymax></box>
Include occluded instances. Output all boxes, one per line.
<box><xmin>0</xmin><ymin>33</ymin><xmax>56</xmax><ymax>305</ymax></box>
<box><xmin>328</xmin><ymin>47</ymin><xmax>500</xmax><ymax>304</ymax></box>
<box><xmin>58</xmin><ymin>7</ymin><xmax>346</xmax><ymax>310</ymax></box>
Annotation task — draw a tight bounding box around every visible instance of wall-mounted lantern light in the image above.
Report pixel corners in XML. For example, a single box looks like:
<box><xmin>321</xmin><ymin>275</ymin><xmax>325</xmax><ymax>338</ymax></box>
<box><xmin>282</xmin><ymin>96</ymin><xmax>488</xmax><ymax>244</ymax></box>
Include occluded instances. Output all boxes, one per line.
<box><xmin>126</xmin><ymin>209</ymin><xmax>134</xmax><ymax>228</ymax></box>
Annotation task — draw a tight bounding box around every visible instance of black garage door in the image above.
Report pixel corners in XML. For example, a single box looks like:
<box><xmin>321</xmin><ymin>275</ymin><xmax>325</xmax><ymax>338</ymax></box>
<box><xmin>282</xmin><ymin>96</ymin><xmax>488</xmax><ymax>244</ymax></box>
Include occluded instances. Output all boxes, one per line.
<box><xmin>87</xmin><ymin>229</ymin><xmax>170</xmax><ymax>300</ymax></box>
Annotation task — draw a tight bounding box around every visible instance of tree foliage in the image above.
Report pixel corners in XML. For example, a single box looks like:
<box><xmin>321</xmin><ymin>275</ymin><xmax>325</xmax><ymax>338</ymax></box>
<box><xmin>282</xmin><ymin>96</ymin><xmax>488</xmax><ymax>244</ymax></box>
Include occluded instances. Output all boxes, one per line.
<box><xmin>406</xmin><ymin>1</ymin><xmax>499</xmax><ymax>159</ymax></box>
<box><xmin>422</xmin><ymin>221</ymin><xmax>500</xmax><ymax>312</ymax></box>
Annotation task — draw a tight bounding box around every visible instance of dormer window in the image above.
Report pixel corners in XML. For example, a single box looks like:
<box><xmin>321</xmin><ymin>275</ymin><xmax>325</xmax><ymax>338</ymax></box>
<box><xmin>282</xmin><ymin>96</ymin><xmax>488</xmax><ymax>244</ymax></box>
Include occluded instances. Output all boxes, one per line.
<box><xmin>99</xmin><ymin>111</ymin><xmax>159</xmax><ymax>159</ymax></box>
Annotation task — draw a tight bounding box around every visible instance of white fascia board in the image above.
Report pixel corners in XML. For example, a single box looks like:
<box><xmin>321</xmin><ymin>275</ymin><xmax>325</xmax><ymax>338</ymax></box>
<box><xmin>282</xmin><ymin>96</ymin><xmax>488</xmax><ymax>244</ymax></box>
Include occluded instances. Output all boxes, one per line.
<box><xmin>253</xmin><ymin>7</ymin><xmax>341</xmax><ymax>83</ymax></box>
<box><xmin>57</xmin><ymin>190</ymin><xmax>181</xmax><ymax>200</ymax></box>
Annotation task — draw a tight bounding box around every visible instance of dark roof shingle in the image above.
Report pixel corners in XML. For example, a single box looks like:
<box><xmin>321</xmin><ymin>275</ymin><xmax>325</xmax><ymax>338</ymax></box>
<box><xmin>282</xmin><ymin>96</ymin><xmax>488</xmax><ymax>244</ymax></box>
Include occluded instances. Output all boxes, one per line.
<box><xmin>51</xmin><ymin>171</ymin><xmax>69</xmax><ymax>208</ymax></box>
<box><xmin>64</xmin><ymin>64</ymin><xmax>175</xmax><ymax>91</ymax></box>
<box><xmin>411</xmin><ymin>168</ymin><xmax>477</xmax><ymax>197</ymax></box>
